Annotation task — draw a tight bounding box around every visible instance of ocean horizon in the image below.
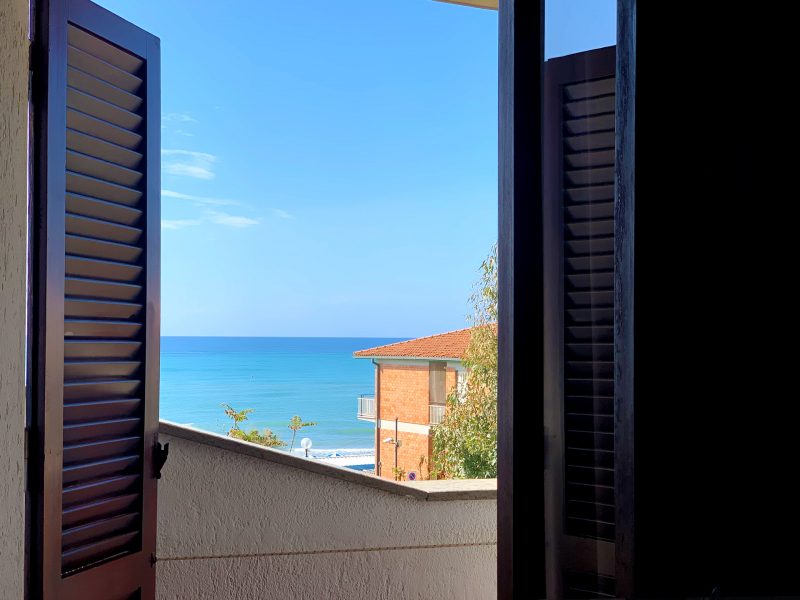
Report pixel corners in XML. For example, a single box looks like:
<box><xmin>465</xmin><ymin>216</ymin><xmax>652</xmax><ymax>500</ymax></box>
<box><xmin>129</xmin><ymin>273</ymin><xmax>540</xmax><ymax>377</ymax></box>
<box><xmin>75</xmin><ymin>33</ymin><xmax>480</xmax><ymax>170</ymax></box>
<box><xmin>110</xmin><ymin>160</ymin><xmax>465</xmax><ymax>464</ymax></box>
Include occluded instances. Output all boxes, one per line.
<box><xmin>160</xmin><ymin>336</ymin><xmax>404</xmax><ymax>450</ymax></box>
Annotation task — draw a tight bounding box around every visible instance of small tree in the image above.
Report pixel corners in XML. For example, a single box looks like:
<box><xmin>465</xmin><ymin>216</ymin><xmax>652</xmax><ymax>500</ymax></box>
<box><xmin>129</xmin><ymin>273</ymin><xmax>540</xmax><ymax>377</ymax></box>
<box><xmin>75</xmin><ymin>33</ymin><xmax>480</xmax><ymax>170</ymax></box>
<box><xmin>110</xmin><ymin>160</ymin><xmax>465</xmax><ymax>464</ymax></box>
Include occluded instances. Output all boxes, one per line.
<box><xmin>431</xmin><ymin>244</ymin><xmax>498</xmax><ymax>479</ymax></box>
<box><xmin>221</xmin><ymin>404</ymin><xmax>286</xmax><ymax>448</ymax></box>
<box><xmin>287</xmin><ymin>415</ymin><xmax>317</xmax><ymax>451</ymax></box>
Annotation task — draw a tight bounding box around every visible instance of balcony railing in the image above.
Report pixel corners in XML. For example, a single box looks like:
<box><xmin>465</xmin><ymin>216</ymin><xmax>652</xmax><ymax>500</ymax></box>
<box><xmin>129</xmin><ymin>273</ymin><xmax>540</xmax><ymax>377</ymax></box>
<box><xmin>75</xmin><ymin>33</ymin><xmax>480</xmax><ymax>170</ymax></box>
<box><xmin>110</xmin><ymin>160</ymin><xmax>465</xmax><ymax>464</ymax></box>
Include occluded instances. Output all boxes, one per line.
<box><xmin>357</xmin><ymin>394</ymin><xmax>376</xmax><ymax>420</ymax></box>
<box><xmin>429</xmin><ymin>404</ymin><xmax>445</xmax><ymax>425</ymax></box>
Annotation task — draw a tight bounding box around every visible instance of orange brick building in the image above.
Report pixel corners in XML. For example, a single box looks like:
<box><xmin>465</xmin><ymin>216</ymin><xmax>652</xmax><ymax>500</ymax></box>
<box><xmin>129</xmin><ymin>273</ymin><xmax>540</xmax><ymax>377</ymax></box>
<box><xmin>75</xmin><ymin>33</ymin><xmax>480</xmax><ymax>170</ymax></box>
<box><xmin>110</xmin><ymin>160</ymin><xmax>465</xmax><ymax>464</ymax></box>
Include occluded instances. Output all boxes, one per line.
<box><xmin>354</xmin><ymin>328</ymin><xmax>473</xmax><ymax>481</ymax></box>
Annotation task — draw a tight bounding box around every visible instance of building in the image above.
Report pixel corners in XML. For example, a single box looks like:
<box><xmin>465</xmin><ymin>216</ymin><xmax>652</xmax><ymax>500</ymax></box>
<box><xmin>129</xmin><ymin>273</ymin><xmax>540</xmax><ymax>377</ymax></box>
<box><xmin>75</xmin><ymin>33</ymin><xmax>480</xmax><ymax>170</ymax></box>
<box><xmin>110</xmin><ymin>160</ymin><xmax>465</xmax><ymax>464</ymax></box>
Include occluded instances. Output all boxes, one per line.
<box><xmin>354</xmin><ymin>328</ymin><xmax>474</xmax><ymax>480</ymax></box>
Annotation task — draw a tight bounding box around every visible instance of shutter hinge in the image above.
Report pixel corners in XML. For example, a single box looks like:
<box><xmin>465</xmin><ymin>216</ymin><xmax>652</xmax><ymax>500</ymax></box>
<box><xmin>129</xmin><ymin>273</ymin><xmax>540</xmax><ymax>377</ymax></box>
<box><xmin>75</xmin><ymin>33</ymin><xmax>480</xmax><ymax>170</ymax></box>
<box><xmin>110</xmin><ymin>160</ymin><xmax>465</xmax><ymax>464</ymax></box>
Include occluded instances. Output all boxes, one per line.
<box><xmin>153</xmin><ymin>441</ymin><xmax>169</xmax><ymax>479</ymax></box>
<box><xmin>150</xmin><ymin>553</ymin><xmax>157</xmax><ymax>567</ymax></box>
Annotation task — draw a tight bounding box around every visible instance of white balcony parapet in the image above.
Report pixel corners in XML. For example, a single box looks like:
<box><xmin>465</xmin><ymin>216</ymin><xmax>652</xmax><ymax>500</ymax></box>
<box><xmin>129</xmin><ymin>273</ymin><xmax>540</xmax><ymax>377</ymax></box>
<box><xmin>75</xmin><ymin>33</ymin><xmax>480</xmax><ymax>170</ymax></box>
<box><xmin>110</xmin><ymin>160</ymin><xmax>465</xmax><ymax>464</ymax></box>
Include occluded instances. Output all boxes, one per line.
<box><xmin>156</xmin><ymin>421</ymin><xmax>497</xmax><ymax>599</ymax></box>
<box><xmin>357</xmin><ymin>394</ymin><xmax>376</xmax><ymax>420</ymax></box>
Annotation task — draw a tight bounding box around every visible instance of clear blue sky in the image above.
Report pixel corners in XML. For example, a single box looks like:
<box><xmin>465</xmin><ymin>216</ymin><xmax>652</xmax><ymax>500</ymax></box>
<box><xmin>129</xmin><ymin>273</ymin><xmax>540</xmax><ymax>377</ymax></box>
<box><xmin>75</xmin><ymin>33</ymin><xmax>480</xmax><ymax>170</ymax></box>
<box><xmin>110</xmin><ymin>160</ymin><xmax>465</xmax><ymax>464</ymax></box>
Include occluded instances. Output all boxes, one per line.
<box><xmin>95</xmin><ymin>1</ymin><xmax>614</xmax><ymax>338</ymax></box>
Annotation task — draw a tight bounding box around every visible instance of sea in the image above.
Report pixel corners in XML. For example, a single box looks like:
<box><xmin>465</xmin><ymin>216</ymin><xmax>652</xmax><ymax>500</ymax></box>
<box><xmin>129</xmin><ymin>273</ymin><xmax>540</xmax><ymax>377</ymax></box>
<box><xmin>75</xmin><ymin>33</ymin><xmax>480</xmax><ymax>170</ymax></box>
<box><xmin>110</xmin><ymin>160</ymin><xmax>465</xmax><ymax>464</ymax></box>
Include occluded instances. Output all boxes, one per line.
<box><xmin>160</xmin><ymin>336</ymin><xmax>403</xmax><ymax>452</ymax></box>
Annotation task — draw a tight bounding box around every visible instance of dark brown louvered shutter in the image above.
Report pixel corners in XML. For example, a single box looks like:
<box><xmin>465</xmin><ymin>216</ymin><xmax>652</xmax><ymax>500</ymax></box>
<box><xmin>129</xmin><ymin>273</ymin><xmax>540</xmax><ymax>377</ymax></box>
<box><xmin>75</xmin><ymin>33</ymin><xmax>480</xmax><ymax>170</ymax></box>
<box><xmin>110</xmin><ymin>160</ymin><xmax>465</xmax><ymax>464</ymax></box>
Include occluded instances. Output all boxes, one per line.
<box><xmin>32</xmin><ymin>1</ymin><xmax>160</xmax><ymax>598</ymax></box>
<box><xmin>543</xmin><ymin>46</ymin><xmax>616</xmax><ymax>599</ymax></box>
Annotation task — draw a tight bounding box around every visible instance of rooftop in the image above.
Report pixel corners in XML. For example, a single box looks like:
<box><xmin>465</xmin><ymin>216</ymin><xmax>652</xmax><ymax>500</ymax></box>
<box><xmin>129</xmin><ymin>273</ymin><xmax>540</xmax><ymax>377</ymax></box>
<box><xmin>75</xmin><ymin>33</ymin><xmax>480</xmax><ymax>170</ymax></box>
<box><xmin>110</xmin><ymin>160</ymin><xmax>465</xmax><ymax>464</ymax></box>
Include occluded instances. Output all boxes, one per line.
<box><xmin>353</xmin><ymin>326</ymin><xmax>484</xmax><ymax>360</ymax></box>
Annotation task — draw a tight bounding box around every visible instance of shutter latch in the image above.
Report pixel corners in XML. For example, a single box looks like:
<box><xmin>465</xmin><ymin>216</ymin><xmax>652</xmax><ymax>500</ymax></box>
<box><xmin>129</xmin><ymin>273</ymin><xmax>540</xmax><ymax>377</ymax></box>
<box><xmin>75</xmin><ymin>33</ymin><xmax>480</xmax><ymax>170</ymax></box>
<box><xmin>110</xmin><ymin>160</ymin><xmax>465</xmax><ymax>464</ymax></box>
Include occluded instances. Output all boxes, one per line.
<box><xmin>154</xmin><ymin>441</ymin><xmax>170</xmax><ymax>479</ymax></box>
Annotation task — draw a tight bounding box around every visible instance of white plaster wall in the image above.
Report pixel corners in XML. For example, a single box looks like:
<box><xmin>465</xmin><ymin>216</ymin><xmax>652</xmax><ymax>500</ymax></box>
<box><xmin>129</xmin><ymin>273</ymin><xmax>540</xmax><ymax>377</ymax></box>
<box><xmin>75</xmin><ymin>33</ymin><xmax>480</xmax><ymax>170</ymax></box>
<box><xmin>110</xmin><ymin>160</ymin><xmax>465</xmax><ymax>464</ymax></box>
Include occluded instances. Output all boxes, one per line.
<box><xmin>157</xmin><ymin>434</ymin><xmax>497</xmax><ymax>599</ymax></box>
<box><xmin>0</xmin><ymin>0</ymin><xmax>29</xmax><ymax>597</ymax></box>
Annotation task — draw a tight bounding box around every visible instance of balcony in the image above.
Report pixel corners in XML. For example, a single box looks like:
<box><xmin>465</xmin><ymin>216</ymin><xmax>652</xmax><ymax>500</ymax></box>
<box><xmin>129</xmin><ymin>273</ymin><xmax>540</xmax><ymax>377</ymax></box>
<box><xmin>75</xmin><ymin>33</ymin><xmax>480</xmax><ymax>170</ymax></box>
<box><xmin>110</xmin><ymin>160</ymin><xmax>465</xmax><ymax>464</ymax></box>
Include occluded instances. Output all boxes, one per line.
<box><xmin>157</xmin><ymin>421</ymin><xmax>497</xmax><ymax>599</ymax></box>
<box><xmin>357</xmin><ymin>394</ymin><xmax>376</xmax><ymax>420</ymax></box>
<box><xmin>430</xmin><ymin>403</ymin><xmax>446</xmax><ymax>425</ymax></box>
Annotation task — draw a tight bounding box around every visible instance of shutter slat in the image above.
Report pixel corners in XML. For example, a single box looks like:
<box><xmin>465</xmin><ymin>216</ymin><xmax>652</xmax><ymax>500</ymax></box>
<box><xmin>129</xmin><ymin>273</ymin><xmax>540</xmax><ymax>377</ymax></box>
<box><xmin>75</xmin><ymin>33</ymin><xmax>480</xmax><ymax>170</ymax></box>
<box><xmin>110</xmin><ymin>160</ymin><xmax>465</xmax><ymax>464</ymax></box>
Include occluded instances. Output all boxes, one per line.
<box><xmin>566</xmin><ymin>254</ymin><xmax>614</xmax><ymax>273</ymax></box>
<box><xmin>64</xmin><ymin>277</ymin><xmax>142</xmax><ymax>301</ymax></box>
<box><xmin>565</xmin><ymin>113</ymin><xmax>614</xmax><ymax>135</ymax></box>
<box><xmin>66</xmin><ymin>213</ymin><xmax>142</xmax><ymax>244</ymax></box>
<box><xmin>64</xmin><ymin>360</ymin><xmax>140</xmax><ymax>380</ymax></box>
<box><xmin>566</xmin><ymin>326</ymin><xmax>614</xmax><ymax>343</ymax></box>
<box><xmin>565</xmin><ymin>185</ymin><xmax>614</xmax><ymax>204</ymax></box>
<box><xmin>66</xmin><ymin>256</ymin><xmax>142</xmax><ymax>282</ymax></box>
<box><xmin>67</xmin><ymin>150</ymin><xmax>143</xmax><ymax>188</ymax></box>
<box><xmin>64</xmin><ymin>340</ymin><xmax>141</xmax><ymax>360</ymax></box>
<box><xmin>66</xmin><ymin>192</ymin><xmax>142</xmax><ymax>226</ymax></box>
<box><xmin>566</xmin><ymin>167</ymin><xmax>615</xmax><ymax>187</ymax></box>
<box><xmin>62</xmin><ymin>512</ymin><xmax>140</xmax><ymax>553</ymax></box>
<box><xmin>67</xmin><ymin>108</ymin><xmax>142</xmax><ymax>149</ymax></box>
<box><xmin>566</xmin><ymin>273</ymin><xmax>614</xmax><ymax>290</ymax></box>
<box><xmin>565</xmin><ymin>95</ymin><xmax>614</xmax><ymax>118</ymax></box>
<box><xmin>66</xmin><ymin>171</ymin><xmax>141</xmax><ymax>206</ymax></box>
<box><xmin>67</xmin><ymin>87</ymin><xmax>142</xmax><ymax>130</ymax></box>
<box><xmin>61</xmin><ymin>531</ymin><xmax>139</xmax><ymax>572</ymax></box>
<box><xmin>67</xmin><ymin>26</ymin><xmax>143</xmax><ymax>73</ymax></box>
<box><xmin>67</xmin><ymin>66</ymin><xmax>142</xmax><ymax>112</ymax></box>
<box><xmin>63</xmin><ymin>418</ymin><xmax>142</xmax><ymax>445</ymax></box>
<box><xmin>62</xmin><ymin>474</ymin><xmax>141</xmax><ymax>508</ymax></box>
<box><xmin>565</xmin><ymin>131</ymin><xmax>615</xmax><ymax>152</ymax></box>
<box><xmin>63</xmin><ymin>319</ymin><xmax>141</xmax><ymax>339</ymax></box>
<box><xmin>66</xmin><ymin>234</ymin><xmax>142</xmax><ymax>263</ymax></box>
<box><xmin>565</xmin><ymin>202</ymin><xmax>614</xmax><ymax>222</ymax></box>
<box><xmin>67</xmin><ymin>45</ymin><xmax>142</xmax><ymax>93</ymax></box>
<box><xmin>63</xmin><ymin>380</ymin><xmax>140</xmax><ymax>401</ymax></box>
<box><xmin>63</xmin><ymin>436</ymin><xmax>140</xmax><ymax>465</ymax></box>
<box><xmin>566</xmin><ymin>343</ymin><xmax>614</xmax><ymax>360</ymax></box>
<box><xmin>566</xmin><ymin>238</ymin><xmax>615</xmax><ymax>256</ymax></box>
<box><xmin>64</xmin><ymin>299</ymin><xmax>142</xmax><ymax>320</ymax></box>
<box><xmin>566</xmin><ymin>308</ymin><xmax>614</xmax><ymax>325</ymax></box>
<box><xmin>67</xmin><ymin>129</ymin><xmax>143</xmax><ymax>170</ymax></box>
<box><xmin>62</xmin><ymin>493</ymin><xmax>140</xmax><ymax>530</ymax></box>
<box><xmin>565</xmin><ymin>361</ymin><xmax>614</xmax><ymax>380</ymax></box>
<box><xmin>566</xmin><ymin>291</ymin><xmax>614</xmax><ymax>307</ymax></box>
<box><xmin>564</xmin><ymin>77</ymin><xmax>615</xmax><ymax>100</ymax></box>
<box><xmin>64</xmin><ymin>398</ymin><xmax>141</xmax><ymax>424</ymax></box>
<box><xmin>566</xmin><ymin>149</ymin><xmax>615</xmax><ymax>169</ymax></box>
<box><xmin>63</xmin><ymin>454</ymin><xmax>141</xmax><ymax>486</ymax></box>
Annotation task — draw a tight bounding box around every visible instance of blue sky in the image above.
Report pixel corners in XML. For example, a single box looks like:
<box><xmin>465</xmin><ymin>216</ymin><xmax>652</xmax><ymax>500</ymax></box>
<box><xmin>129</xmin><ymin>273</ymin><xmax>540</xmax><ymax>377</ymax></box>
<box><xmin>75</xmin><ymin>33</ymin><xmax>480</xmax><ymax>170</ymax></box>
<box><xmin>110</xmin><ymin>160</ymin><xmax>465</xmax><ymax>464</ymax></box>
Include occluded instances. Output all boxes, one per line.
<box><xmin>95</xmin><ymin>1</ymin><xmax>614</xmax><ymax>338</ymax></box>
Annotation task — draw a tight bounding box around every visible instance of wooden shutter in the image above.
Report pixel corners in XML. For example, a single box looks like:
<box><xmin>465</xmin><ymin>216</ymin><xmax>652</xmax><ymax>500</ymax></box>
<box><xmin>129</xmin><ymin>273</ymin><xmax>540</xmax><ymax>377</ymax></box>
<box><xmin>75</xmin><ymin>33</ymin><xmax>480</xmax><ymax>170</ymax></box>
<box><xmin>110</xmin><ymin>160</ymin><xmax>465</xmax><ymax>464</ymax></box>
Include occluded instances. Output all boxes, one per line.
<box><xmin>32</xmin><ymin>1</ymin><xmax>160</xmax><ymax>598</ymax></box>
<box><xmin>543</xmin><ymin>46</ymin><xmax>616</xmax><ymax>599</ymax></box>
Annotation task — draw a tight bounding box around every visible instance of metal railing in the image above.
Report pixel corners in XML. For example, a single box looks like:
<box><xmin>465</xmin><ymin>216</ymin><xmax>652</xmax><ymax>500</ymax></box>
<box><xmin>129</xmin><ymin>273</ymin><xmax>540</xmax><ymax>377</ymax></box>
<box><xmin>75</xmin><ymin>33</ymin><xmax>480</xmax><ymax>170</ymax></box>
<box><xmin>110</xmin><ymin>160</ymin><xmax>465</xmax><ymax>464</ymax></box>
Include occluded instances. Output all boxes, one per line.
<box><xmin>357</xmin><ymin>394</ymin><xmax>376</xmax><ymax>419</ymax></box>
<box><xmin>429</xmin><ymin>404</ymin><xmax>445</xmax><ymax>425</ymax></box>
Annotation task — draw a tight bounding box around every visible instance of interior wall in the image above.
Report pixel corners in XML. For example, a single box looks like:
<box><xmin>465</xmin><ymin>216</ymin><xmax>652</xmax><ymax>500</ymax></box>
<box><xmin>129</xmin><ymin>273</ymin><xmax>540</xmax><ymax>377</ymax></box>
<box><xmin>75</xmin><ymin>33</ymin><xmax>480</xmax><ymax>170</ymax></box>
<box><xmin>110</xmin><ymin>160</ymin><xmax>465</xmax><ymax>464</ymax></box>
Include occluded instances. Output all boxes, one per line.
<box><xmin>0</xmin><ymin>0</ymin><xmax>30</xmax><ymax>596</ymax></box>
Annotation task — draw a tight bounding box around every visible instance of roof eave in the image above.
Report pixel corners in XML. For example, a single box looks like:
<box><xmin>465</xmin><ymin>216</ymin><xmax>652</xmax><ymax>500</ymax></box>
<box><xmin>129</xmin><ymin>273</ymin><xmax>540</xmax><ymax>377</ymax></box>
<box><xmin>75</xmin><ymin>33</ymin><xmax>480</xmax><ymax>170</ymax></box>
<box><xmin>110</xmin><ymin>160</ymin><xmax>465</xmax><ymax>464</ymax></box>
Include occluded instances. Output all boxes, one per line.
<box><xmin>353</xmin><ymin>355</ymin><xmax>464</xmax><ymax>362</ymax></box>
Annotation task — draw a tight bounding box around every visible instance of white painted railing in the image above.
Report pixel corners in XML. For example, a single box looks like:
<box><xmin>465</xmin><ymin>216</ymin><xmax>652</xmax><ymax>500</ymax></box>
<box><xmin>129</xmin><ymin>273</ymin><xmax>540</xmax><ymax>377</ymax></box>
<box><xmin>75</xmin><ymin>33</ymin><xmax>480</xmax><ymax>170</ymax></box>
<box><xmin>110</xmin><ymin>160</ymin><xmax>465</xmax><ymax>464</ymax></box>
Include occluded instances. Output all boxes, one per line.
<box><xmin>357</xmin><ymin>394</ymin><xmax>376</xmax><ymax>419</ymax></box>
<box><xmin>430</xmin><ymin>404</ymin><xmax>446</xmax><ymax>425</ymax></box>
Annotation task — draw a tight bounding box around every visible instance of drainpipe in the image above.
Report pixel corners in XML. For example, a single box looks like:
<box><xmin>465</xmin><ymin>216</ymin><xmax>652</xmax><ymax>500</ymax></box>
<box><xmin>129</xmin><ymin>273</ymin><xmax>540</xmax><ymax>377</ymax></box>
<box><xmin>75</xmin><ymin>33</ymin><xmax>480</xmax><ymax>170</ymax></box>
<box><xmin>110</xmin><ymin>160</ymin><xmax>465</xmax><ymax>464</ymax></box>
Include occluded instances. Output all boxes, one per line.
<box><xmin>372</xmin><ymin>359</ymin><xmax>381</xmax><ymax>476</ymax></box>
<box><xmin>394</xmin><ymin>417</ymin><xmax>399</xmax><ymax>474</ymax></box>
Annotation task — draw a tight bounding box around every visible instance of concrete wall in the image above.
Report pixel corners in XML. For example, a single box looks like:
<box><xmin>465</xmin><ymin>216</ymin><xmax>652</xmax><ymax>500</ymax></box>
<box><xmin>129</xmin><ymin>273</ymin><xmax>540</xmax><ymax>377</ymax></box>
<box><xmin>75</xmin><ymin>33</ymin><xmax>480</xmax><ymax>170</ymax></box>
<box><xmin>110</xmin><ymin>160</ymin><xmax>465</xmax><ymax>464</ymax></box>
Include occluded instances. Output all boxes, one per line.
<box><xmin>0</xmin><ymin>0</ymin><xmax>29</xmax><ymax>597</ymax></box>
<box><xmin>157</xmin><ymin>424</ymin><xmax>497</xmax><ymax>600</ymax></box>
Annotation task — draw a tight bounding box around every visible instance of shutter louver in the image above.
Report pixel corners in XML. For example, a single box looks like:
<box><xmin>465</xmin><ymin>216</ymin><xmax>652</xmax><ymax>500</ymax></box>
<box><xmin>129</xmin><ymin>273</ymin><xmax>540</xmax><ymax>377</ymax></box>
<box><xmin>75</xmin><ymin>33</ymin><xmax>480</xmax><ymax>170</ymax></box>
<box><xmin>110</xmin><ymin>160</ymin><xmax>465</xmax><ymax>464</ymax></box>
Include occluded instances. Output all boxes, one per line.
<box><xmin>62</xmin><ymin>19</ymin><xmax>146</xmax><ymax>576</ymax></box>
<box><xmin>564</xmin><ymin>570</ymin><xmax>617</xmax><ymax>599</ymax></box>
<box><xmin>562</xmin><ymin>74</ymin><xmax>617</xmax><ymax>544</ymax></box>
<box><xmin>33</xmin><ymin>1</ymin><xmax>159</xmax><ymax>598</ymax></box>
<box><xmin>543</xmin><ymin>46</ymin><xmax>617</xmax><ymax>598</ymax></box>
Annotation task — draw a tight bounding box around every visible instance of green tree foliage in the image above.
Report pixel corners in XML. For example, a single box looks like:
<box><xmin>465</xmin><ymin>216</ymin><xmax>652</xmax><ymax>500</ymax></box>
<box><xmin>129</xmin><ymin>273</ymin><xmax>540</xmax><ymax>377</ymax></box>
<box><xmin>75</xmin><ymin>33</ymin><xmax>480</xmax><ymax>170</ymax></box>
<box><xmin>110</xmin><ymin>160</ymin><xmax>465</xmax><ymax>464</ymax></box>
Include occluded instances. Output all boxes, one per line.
<box><xmin>431</xmin><ymin>244</ymin><xmax>498</xmax><ymax>479</ymax></box>
<box><xmin>287</xmin><ymin>415</ymin><xmax>317</xmax><ymax>451</ymax></box>
<box><xmin>222</xmin><ymin>403</ymin><xmax>286</xmax><ymax>448</ymax></box>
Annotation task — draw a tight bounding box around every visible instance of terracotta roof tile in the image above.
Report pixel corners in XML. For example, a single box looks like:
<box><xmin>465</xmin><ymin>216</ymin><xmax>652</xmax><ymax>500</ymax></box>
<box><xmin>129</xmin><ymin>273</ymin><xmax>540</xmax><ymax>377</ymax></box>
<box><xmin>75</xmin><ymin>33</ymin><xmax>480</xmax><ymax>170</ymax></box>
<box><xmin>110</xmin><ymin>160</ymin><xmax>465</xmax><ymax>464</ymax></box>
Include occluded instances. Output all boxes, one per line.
<box><xmin>354</xmin><ymin>326</ymin><xmax>482</xmax><ymax>360</ymax></box>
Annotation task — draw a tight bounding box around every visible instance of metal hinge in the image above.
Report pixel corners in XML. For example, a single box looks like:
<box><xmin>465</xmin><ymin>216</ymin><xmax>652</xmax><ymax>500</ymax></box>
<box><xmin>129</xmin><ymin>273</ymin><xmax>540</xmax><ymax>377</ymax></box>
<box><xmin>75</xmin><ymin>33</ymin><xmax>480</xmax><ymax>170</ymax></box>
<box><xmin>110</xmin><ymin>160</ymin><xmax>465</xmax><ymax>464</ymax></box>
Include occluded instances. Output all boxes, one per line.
<box><xmin>153</xmin><ymin>441</ymin><xmax>169</xmax><ymax>479</ymax></box>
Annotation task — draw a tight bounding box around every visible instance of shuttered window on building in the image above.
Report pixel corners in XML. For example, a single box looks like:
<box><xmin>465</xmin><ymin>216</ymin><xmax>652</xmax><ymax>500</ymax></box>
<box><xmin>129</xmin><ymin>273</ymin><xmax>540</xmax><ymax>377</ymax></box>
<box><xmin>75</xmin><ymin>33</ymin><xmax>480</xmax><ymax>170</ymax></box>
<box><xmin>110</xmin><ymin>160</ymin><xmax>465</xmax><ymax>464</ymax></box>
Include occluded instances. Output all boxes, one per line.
<box><xmin>33</xmin><ymin>1</ymin><xmax>160</xmax><ymax>598</ymax></box>
<box><xmin>543</xmin><ymin>45</ymin><xmax>617</xmax><ymax>599</ymax></box>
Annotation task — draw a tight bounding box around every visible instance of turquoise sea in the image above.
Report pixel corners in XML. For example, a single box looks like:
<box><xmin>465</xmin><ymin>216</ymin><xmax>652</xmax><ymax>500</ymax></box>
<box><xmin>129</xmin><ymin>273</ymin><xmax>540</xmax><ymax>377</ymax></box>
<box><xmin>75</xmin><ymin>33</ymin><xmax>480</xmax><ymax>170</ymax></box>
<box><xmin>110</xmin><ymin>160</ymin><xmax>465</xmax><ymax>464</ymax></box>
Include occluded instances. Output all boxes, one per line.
<box><xmin>160</xmin><ymin>337</ymin><xmax>403</xmax><ymax>450</ymax></box>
